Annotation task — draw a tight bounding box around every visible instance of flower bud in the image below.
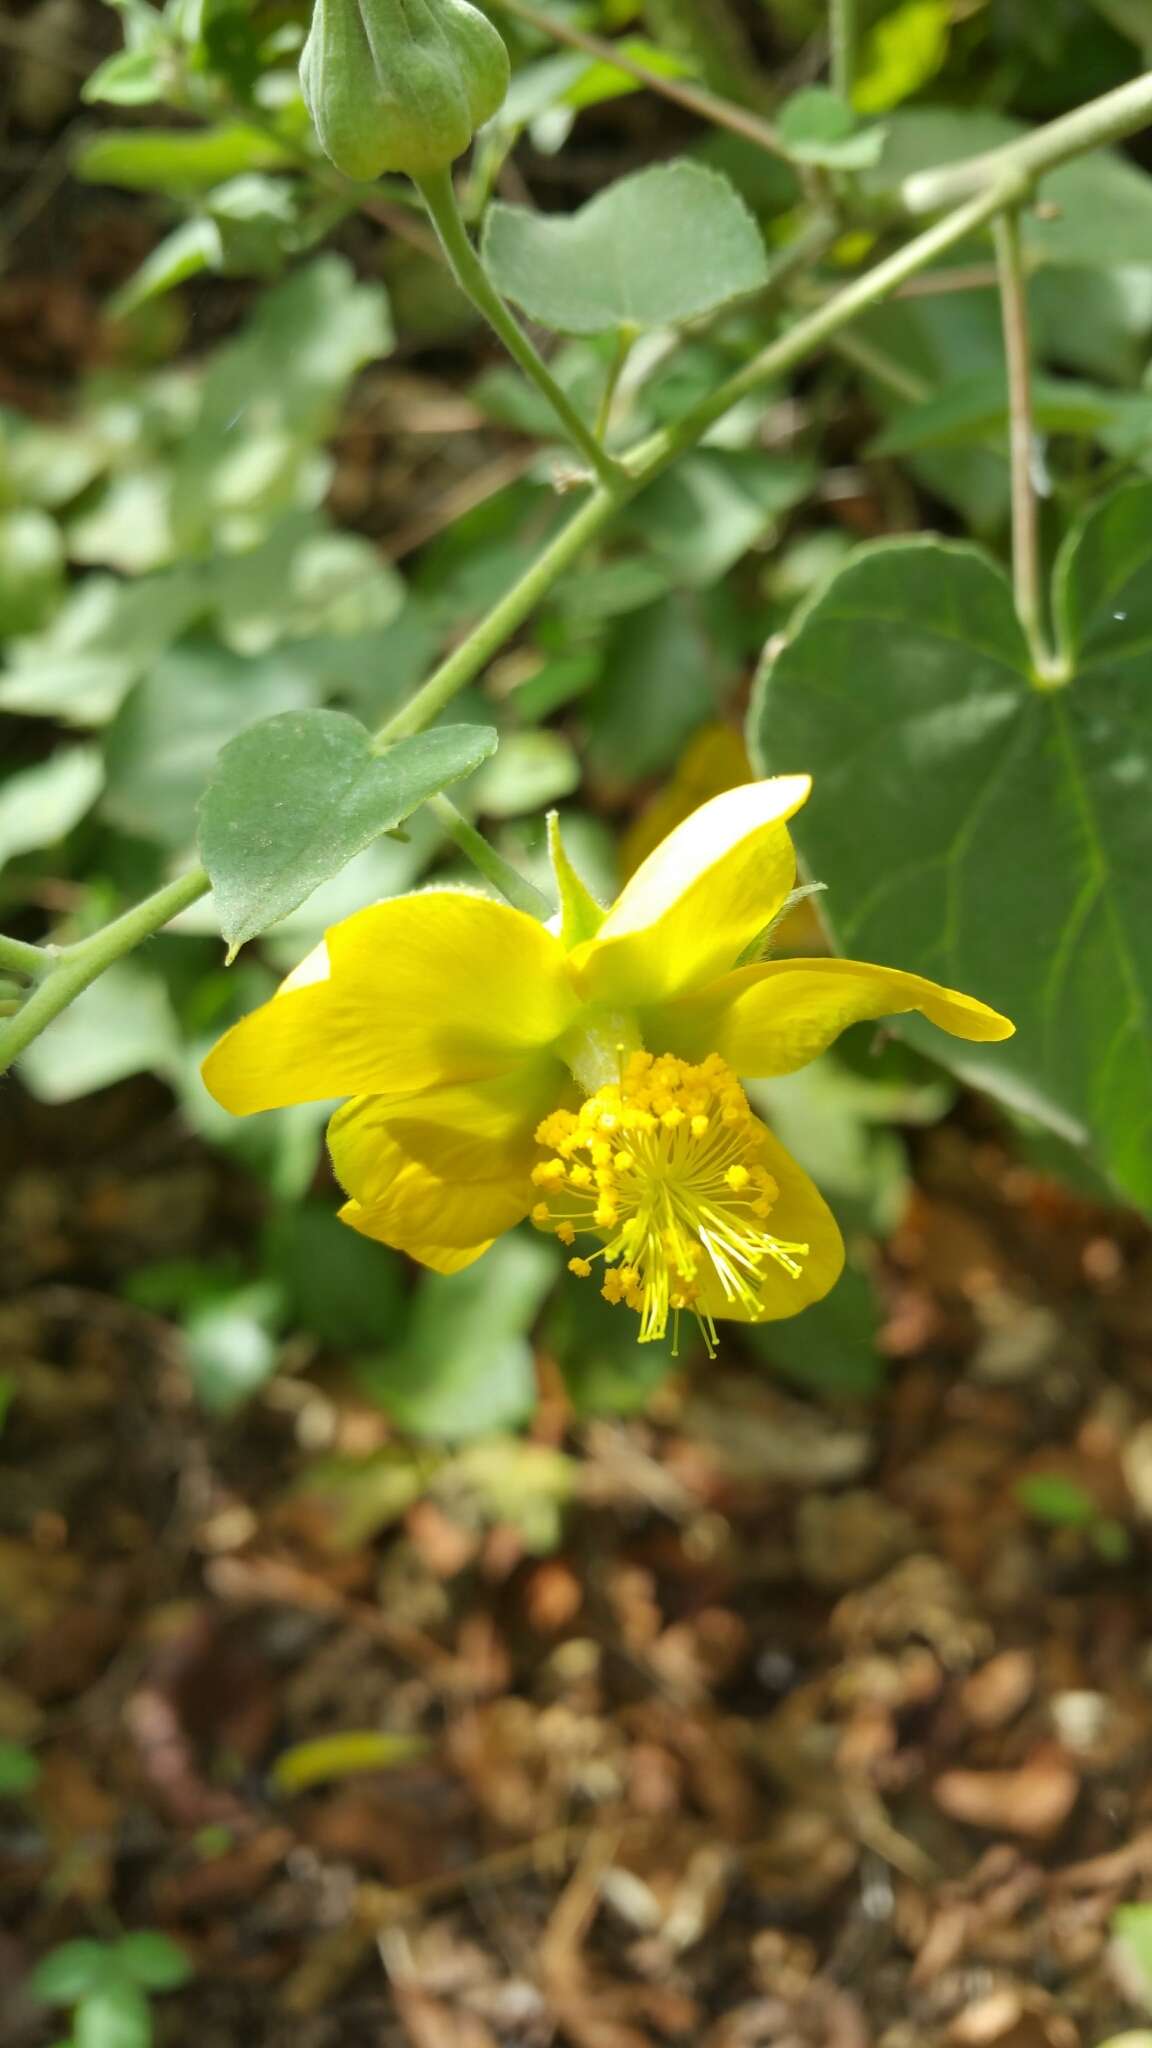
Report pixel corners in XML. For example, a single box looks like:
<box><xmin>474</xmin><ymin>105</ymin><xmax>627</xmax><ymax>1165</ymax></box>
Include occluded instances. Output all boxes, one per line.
<box><xmin>300</xmin><ymin>0</ymin><xmax>509</xmax><ymax>182</ymax></box>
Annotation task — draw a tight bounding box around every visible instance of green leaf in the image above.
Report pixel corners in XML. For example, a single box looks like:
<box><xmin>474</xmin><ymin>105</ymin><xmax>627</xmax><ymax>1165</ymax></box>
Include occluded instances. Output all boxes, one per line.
<box><xmin>198</xmin><ymin>712</ymin><xmax>498</xmax><ymax>957</ymax></box>
<box><xmin>625</xmin><ymin>451</ymin><xmax>815</xmax><ymax>590</ymax></box>
<box><xmin>0</xmin><ymin>507</ymin><xmax>64</xmax><ymax>633</ymax></box>
<box><xmin>209</xmin><ymin>518</ymin><xmax>404</xmax><ymax>657</ymax></box>
<box><xmin>870</xmin><ymin>372</ymin><xmax>1152</xmax><ymax>459</ymax></box>
<box><xmin>1112</xmin><ymin>1905</ymin><xmax>1152</xmax><ymax>2011</ymax></box>
<box><xmin>753</xmin><ymin>481</ymin><xmax>1152</xmax><ymax>1211</ymax></box>
<box><xmin>742</xmin><ymin>1261</ymin><xmax>884</xmax><ymax>1399</ymax></box>
<box><xmin>31</xmin><ymin>1944</ymin><xmax>117</xmax><ymax>2004</ymax></box>
<box><xmin>1016</xmin><ymin>1473</ymin><xmax>1097</xmax><ymax>1527</ymax></box>
<box><xmin>19</xmin><ymin>961</ymin><xmax>181</xmax><ymax>1104</ymax></box>
<box><xmin>82</xmin><ymin>45</ymin><xmax>164</xmax><ymax>106</ymax></box>
<box><xmin>0</xmin><ymin>1741</ymin><xmax>39</xmax><ymax>1795</ymax></box>
<box><xmin>853</xmin><ymin>0</ymin><xmax>951</xmax><ymax>114</ymax></box>
<box><xmin>270</xmin><ymin>1729</ymin><xmax>429</xmax><ymax>1795</ymax></box>
<box><xmin>102</xmin><ymin>640</ymin><xmax>321</xmax><ymax>849</ymax></box>
<box><xmin>587</xmin><ymin>594</ymin><xmax>727</xmax><ymax>782</ymax></box>
<box><xmin>73</xmin><ymin>124</ymin><xmax>291</xmax><ymax>193</ymax></box>
<box><xmin>0</xmin><ymin>569</ymin><xmax>205</xmax><ymax>727</ymax></box>
<box><xmin>109</xmin><ymin>218</ymin><xmax>225</xmax><ymax>319</ymax></box>
<box><xmin>184</xmin><ymin>1283</ymin><xmax>281</xmax><ymax>1413</ymax></box>
<box><xmin>548</xmin><ymin>1279</ymin><xmax>678</xmax><ymax>1412</ymax></box>
<box><xmin>112</xmin><ymin>1935</ymin><xmax>192</xmax><ymax>1992</ymax></box>
<box><xmin>267</xmin><ymin>1203</ymin><xmax>406</xmax><ymax>1347</ymax></box>
<box><xmin>0</xmin><ymin>747</ymin><xmax>103</xmax><ymax>870</ymax></box>
<box><xmin>74</xmin><ymin>1980</ymin><xmax>152</xmax><ymax>2048</ymax></box>
<box><xmin>481</xmin><ymin>160</ymin><xmax>769</xmax><ymax>335</ymax></box>
<box><xmin>777</xmin><ymin>88</ymin><xmax>885</xmax><ymax>169</ymax></box>
<box><xmin>468</xmin><ymin>729</ymin><xmax>579</xmax><ymax>818</ymax></box>
<box><xmin>358</xmin><ymin>1235</ymin><xmax>559</xmax><ymax>1440</ymax></box>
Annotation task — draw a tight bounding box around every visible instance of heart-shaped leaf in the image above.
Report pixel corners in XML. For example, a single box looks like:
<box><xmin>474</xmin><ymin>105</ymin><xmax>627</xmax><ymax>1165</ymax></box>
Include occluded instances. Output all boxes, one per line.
<box><xmin>198</xmin><ymin>709</ymin><xmax>497</xmax><ymax>958</ymax></box>
<box><xmin>752</xmin><ymin>480</ymin><xmax>1152</xmax><ymax>1211</ymax></box>
<box><xmin>481</xmin><ymin>159</ymin><xmax>769</xmax><ymax>336</ymax></box>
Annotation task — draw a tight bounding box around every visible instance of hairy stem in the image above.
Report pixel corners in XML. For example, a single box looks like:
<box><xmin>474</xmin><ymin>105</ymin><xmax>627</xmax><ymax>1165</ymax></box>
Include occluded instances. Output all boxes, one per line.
<box><xmin>428</xmin><ymin>795</ymin><xmax>553</xmax><ymax>918</ymax></box>
<box><xmin>415</xmin><ymin>165</ymin><xmax>626</xmax><ymax>491</ymax></box>
<box><xmin>0</xmin><ymin>932</ymin><xmax>52</xmax><ymax>979</ymax></box>
<box><xmin>0</xmin><ymin>869</ymin><xmax>209</xmax><ymax>1074</ymax></box>
<box><xmin>994</xmin><ymin>209</ymin><xmax>1052</xmax><ymax>675</ymax></box>
<box><xmin>829</xmin><ymin>0</ymin><xmax>858</xmax><ymax>102</ymax></box>
<box><xmin>903</xmin><ymin>66</ymin><xmax>1152</xmax><ymax>212</ymax></box>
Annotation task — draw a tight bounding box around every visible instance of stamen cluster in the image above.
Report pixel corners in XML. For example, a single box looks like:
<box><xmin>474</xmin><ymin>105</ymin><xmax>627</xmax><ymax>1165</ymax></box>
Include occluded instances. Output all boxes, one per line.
<box><xmin>531</xmin><ymin>1050</ymin><xmax>807</xmax><ymax>1352</ymax></box>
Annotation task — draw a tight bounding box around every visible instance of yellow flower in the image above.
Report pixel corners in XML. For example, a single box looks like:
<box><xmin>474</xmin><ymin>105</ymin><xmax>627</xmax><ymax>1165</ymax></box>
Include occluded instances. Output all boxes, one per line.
<box><xmin>202</xmin><ymin>777</ymin><xmax>1012</xmax><ymax>1352</ymax></box>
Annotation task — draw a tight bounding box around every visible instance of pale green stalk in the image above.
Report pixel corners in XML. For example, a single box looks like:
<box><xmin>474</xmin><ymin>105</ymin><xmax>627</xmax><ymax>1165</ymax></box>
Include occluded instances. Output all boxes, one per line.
<box><xmin>0</xmin><ymin>869</ymin><xmax>209</xmax><ymax>1070</ymax></box>
<box><xmin>0</xmin><ymin>933</ymin><xmax>51</xmax><ymax>979</ymax></box>
<box><xmin>428</xmin><ymin>794</ymin><xmax>553</xmax><ymax>918</ymax></box>
<box><xmin>902</xmin><ymin>67</ymin><xmax>1152</xmax><ymax>212</ymax></box>
<box><xmin>829</xmin><ymin>0</ymin><xmax>858</xmax><ymax>102</ymax></box>
<box><xmin>993</xmin><ymin>208</ymin><xmax>1054</xmax><ymax>677</ymax></box>
<box><xmin>415</xmin><ymin>165</ymin><xmax>626</xmax><ymax>492</ymax></box>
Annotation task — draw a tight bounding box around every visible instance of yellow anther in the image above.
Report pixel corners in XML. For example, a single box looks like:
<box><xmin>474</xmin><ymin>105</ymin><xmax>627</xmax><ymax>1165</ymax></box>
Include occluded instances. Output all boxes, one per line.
<box><xmin>532</xmin><ymin>1049</ymin><xmax>807</xmax><ymax>1348</ymax></box>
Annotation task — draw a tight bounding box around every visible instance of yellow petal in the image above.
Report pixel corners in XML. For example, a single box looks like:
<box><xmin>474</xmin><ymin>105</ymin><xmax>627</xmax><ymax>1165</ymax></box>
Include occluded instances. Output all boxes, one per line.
<box><xmin>568</xmin><ymin>778</ymin><xmax>810</xmax><ymax>1007</ymax></box>
<box><xmin>327</xmin><ymin>1071</ymin><xmax>541</xmax><ymax>1269</ymax></box>
<box><xmin>329</xmin><ymin>1064</ymin><xmax>560</xmax><ymax>1195</ymax></box>
<box><xmin>340</xmin><ymin>1198</ymin><xmax>492</xmax><ymax>1275</ymax></box>
<box><xmin>659</xmin><ymin>955</ymin><xmax>1014</xmax><ymax>1076</ymax></box>
<box><xmin>203</xmin><ymin>889</ymin><xmax>576</xmax><ymax>1114</ymax></box>
<box><xmin>693</xmin><ymin>1122</ymin><xmax>844</xmax><ymax>1324</ymax></box>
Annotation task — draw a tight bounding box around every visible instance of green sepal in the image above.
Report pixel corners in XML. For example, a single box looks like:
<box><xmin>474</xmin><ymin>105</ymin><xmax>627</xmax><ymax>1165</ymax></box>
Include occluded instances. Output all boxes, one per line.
<box><xmin>548</xmin><ymin>812</ymin><xmax>604</xmax><ymax>948</ymax></box>
<box><xmin>299</xmin><ymin>0</ymin><xmax>509</xmax><ymax>181</ymax></box>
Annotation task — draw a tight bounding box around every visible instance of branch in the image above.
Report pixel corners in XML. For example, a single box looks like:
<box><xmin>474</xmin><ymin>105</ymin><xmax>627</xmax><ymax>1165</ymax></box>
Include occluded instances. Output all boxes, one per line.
<box><xmin>487</xmin><ymin>0</ymin><xmax>788</xmax><ymax>162</ymax></box>
<box><xmin>902</xmin><ymin>67</ymin><xmax>1152</xmax><ymax>213</ymax></box>
<box><xmin>415</xmin><ymin>165</ymin><xmax>627</xmax><ymax>493</ymax></box>
<box><xmin>994</xmin><ymin>209</ymin><xmax>1053</xmax><ymax>677</ymax></box>
<box><xmin>0</xmin><ymin>869</ymin><xmax>209</xmax><ymax>1075</ymax></box>
<box><xmin>0</xmin><ymin>933</ymin><xmax>52</xmax><ymax>979</ymax></box>
<box><xmin>829</xmin><ymin>0</ymin><xmax>858</xmax><ymax>104</ymax></box>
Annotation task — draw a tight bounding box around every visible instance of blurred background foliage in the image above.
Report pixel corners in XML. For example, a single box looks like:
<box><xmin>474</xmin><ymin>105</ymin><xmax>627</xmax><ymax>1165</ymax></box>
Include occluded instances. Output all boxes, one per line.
<box><xmin>3</xmin><ymin>0</ymin><xmax>1152</xmax><ymax>1444</ymax></box>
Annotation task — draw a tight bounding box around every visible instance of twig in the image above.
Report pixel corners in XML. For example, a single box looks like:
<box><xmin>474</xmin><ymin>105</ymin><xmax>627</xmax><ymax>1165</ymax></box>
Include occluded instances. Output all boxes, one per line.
<box><xmin>829</xmin><ymin>0</ymin><xmax>858</xmax><ymax>103</ymax></box>
<box><xmin>428</xmin><ymin>794</ymin><xmax>553</xmax><ymax>919</ymax></box>
<box><xmin>903</xmin><ymin>66</ymin><xmax>1152</xmax><ymax>212</ymax></box>
<box><xmin>415</xmin><ymin>163</ymin><xmax>627</xmax><ymax>493</ymax></box>
<box><xmin>993</xmin><ymin>207</ymin><xmax>1053</xmax><ymax>676</ymax></box>
<box><xmin>487</xmin><ymin>0</ymin><xmax>789</xmax><ymax>162</ymax></box>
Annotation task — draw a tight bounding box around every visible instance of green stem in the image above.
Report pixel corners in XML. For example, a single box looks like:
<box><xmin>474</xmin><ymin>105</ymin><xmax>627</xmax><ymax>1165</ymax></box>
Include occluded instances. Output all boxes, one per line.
<box><xmin>595</xmin><ymin>328</ymin><xmax>635</xmax><ymax>444</ymax></box>
<box><xmin>429</xmin><ymin>795</ymin><xmax>553</xmax><ymax>919</ymax></box>
<box><xmin>0</xmin><ymin>932</ymin><xmax>52</xmax><ymax>979</ymax></box>
<box><xmin>902</xmin><ymin>66</ymin><xmax>1152</xmax><ymax>212</ymax></box>
<box><xmin>625</xmin><ymin>177</ymin><xmax>1028</xmax><ymax>476</ymax></box>
<box><xmin>376</xmin><ymin>485</ymin><xmax>618</xmax><ymax>742</ymax></box>
<box><xmin>829</xmin><ymin>0</ymin><xmax>858</xmax><ymax>102</ymax></box>
<box><xmin>380</xmin><ymin>180</ymin><xmax>1025</xmax><ymax>753</ymax></box>
<box><xmin>0</xmin><ymin>869</ymin><xmax>209</xmax><ymax>1075</ymax></box>
<box><xmin>993</xmin><ymin>209</ymin><xmax>1052</xmax><ymax>677</ymax></box>
<box><xmin>414</xmin><ymin>166</ymin><xmax>626</xmax><ymax>492</ymax></box>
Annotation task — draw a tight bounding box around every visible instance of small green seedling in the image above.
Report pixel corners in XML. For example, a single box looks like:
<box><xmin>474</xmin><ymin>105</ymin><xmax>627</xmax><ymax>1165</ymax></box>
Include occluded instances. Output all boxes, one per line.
<box><xmin>30</xmin><ymin>1932</ymin><xmax>192</xmax><ymax>2048</ymax></box>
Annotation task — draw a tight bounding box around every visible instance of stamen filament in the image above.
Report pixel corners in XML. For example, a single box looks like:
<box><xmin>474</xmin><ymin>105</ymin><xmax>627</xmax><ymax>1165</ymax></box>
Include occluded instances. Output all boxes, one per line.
<box><xmin>531</xmin><ymin>1050</ymin><xmax>808</xmax><ymax>1352</ymax></box>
